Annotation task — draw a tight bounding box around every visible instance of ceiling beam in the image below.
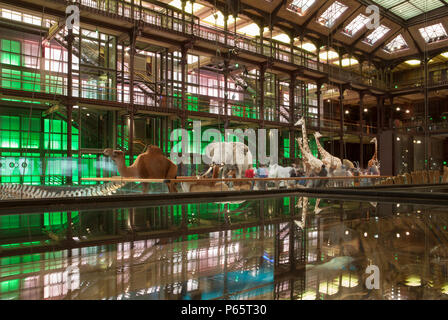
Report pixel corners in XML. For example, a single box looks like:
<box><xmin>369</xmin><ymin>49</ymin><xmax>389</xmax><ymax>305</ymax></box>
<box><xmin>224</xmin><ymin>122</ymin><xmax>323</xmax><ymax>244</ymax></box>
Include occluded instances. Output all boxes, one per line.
<box><xmin>407</xmin><ymin>28</ymin><xmax>423</xmax><ymax>56</ymax></box>
<box><xmin>407</xmin><ymin>5</ymin><xmax>448</xmax><ymax>26</ymax></box>
<box><xmin>269</xmin><ymin>0</ymin><xmax>287</xmax><ymax>27</ymax></box>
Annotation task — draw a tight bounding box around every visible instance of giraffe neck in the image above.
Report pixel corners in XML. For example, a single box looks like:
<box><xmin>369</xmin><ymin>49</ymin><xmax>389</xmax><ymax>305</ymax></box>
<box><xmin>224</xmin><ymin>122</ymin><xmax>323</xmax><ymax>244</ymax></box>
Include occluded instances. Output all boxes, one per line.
<box><xmin>374</xmin><ymin>140</ymin><xmax>378</xmax><ymax>160</ymax></box>
<box><xmin>314</xmin><ymin>134</ymin><xmax>331</xmax><ymax>159</ymax></box>
<box><xmin>301</xmin><ymin>122</ymin><xmax>311</xmax><ymax>154</ymax></box>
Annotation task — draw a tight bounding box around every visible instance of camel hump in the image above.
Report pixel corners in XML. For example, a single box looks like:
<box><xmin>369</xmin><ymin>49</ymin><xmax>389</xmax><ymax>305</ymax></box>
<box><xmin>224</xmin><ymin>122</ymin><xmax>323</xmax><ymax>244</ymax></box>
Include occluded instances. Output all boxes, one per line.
<box><xmin>145</xmin><ymin>145</ymin><xmax>163</xmax><ymax>154</ymax></box>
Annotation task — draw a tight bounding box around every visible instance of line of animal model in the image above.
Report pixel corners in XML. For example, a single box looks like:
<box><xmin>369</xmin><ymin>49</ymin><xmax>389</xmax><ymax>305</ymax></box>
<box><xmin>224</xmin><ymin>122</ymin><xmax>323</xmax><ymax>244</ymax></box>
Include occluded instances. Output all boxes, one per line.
<box><xmin>0</xmin><ymin>181</ymin><xmax>126</xmax><ymax>200</ymax></box>
<box><xmin>104</xmin><ymin>145</ymin><xmax>178</xmax><ymax>193</ymax></box>
<box><xmin>204</xmin><ymin>142</ymin><xmax>253</xmax><ymax>178</ymax></box>
<box><xmin>296</xmin><ymin>117</ymin><xmax>379</xmax><ymax>173</ymax></box>
<box><xmin>226</xmin><ymin>167</ymin><xmax>252</xmax><ymax>191</ymax></box>
<box><xmin>180</xmin><ymin>164</ymin><xmax>229</xmax><ymax>192</ymax></box>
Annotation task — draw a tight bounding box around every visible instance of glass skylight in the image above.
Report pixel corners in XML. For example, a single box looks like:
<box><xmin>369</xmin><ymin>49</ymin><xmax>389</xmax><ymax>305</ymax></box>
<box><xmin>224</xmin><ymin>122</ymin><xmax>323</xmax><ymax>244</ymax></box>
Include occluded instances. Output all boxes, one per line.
<box><xmin>342</xmin><ymin>14</ymin><xmax>369</xmax><ymax>37</ymax></box>
<box><xmin>419</xmin><ymin>23</ymin><xmax>448</xmax><ymax>43</ymax></box>
<box><xmin>383</xmin><ymin>34</ymin><xmax>409</xmax><ymax>53</ymax></box>
<box><xmin>371</xmin><ymin>0</ymin><xmax>444</xmax><ymax>20</ymax></box>
<box><xmin>287</xmin><ymin>0</ymin><xmax>316</xmax><ymax>16</ymax></box>
<box><xmin>317</xmin><ymin>1</ymin><xmax>348</xmax><ymax>28</ymax></box>
<box><xmin>363</xmin><ymin>25</ymin><xmax>390</xmax><ymax>46</ymax></box>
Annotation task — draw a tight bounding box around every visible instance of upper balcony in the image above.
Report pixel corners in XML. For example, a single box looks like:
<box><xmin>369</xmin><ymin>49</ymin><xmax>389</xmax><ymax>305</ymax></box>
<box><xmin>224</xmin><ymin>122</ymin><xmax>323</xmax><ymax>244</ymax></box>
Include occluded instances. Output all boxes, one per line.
<box><xmin>23</xmin><ymin>0</ymin><xmax>388</xmax><ymax>92</ymax></box>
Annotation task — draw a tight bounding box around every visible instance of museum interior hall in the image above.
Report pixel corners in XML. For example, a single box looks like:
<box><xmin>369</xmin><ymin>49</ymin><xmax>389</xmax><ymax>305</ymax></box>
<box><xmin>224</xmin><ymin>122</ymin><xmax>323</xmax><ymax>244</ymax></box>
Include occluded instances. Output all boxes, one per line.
<box><xmin>2</xmin><ymin>0</ymin><xmax>448</xmax><ymax>301</ymax></box>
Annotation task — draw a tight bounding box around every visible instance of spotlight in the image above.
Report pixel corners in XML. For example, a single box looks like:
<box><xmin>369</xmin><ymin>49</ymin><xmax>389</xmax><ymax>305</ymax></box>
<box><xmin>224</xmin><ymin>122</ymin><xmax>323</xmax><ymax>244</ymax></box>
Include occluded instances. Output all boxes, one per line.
<box><xmin>406</xmin><ymin>110</ymin><xmax>410</xmax><ymax>113</ymax></box>
<box><xmin>396</xmin><ymin>107</ymin><xmax>400</xmax><ymax>111</ymax></box>
<box><xmin>345</xmin><ymin>110</ymin><xmax>349</xmax><ymax>114</ymax></box>
<box><xmin>364</xmin><ymin>108</ymin><xmax>368</xmax><ymax>112</ymax></box>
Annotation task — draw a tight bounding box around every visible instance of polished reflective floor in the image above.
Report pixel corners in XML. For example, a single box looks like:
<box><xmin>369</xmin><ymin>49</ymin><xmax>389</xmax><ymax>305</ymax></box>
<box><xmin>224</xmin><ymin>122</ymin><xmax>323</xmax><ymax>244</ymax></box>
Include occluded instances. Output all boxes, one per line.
<box><xmin>1</xmin><ymin>195</ymin><xmax>448</xmax><ymax>300</ymax></box>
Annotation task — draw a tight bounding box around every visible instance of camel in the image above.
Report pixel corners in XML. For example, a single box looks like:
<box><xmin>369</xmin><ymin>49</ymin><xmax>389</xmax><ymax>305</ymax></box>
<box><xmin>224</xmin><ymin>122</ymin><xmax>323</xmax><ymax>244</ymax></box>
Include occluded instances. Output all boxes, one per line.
<box><xmin>368</xmin><ymin>137</ymin><xmax>379</xmax><ymax>167</ymax></box>
<box><xmin>296</xmin><ymin>137</ymin><xmax>323</xmax><ymax>175</ymax></box>
<box><xmin>181</xmin><ymin>164</ymin><xmax>229</xmax><ymax>192</ymax></box>
<box><xmin>103</xmin><ymin>145</ymin><xmax>178</xmax><ymax>193</ymax></box>
<box><xmin>204</xmin><ymin>141</ymin><xmax>253</xmax><ymax>178</ymax></box>
<box><xmin>313</xmin><ymin>132</ymin><xmax>342</xmax><ymax>170</ymax></box>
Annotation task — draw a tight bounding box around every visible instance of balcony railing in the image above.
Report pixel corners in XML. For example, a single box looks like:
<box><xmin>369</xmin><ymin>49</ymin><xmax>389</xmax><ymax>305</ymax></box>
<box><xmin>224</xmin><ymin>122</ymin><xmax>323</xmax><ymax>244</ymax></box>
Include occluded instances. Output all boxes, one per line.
<box><xmin>53</xmin><ymin>0</ymin><xmax>388</xmax><ymax>91</ymax></box>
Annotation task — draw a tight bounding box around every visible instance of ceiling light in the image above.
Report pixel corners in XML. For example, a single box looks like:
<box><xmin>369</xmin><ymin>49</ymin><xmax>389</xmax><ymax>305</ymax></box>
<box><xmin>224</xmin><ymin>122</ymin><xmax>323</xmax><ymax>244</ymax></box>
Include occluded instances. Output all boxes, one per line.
<box><xmin>300</xmin><ymin>42</ymin><xmax>317</xmax><ymax>52</ymax></box>
<box><xmin>396</xmin><ymin>107</ymin><xmax>400</xmax><ymax>111</ymax></box>
<box><xmin>272</xmin><ymin>33</ymin><xmax>291</xmax><ymax>43</ymax></box>
<box><xmin>238</xmin><ymin>23</ymin><xmax>269</xmax><ymax>37</ymax></box>
<box><xmin>169</xmin><ymin>0</ymin><xmax>203</xmax><ymax>13</ymax></box>
<box><xmin>345</xmin><ymin>110</ymin><xmax>349</xmax><ymax>114</ymax></box>
<box><xmin>406</xmin><ymin>109</ymin><xmax>410</xmax><ymax>113</ymax></box>
<box><xmin>441</xmin><ymin>52</ymin><xmax>448</xmax><ymax>58</ymax></box>
<box><xmin>364</xmin><ymin>108</ymin><xmax>368</xmax><ymax>112</ymax></box>
<box><xmin>339</xmin><ymin>58</ymin><xmax>359</xmax><ymax>67</ymax></box>
<box><xmin>405</xmin><ymin>59</ymin><xmax>421</xmax><ymax>66</ymax></box>
<box><xmin>319</xmin><ymin>50</ymin><xmax>339</xmax><ymax>61</ymax></box>
<box><xmin>203</xmin><ymin>11</ymin><xmax>237</xmax><ymax>27</ymax></box>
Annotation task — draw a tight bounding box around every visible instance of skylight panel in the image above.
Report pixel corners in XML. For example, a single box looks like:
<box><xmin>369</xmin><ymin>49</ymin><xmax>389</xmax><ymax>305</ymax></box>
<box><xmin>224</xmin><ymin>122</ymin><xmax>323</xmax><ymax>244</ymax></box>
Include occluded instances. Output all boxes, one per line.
<box><xmin>342</xmin><ymin>14</ymin><xmax>369</xmax><ymax>37</ymax></box>
<box><xmin>383</xmin><ymin>34</ymin><xmax>409</xmax><ymax>53</ymax></box>
<box><xmin>363</xmin><ymin>25</ymin><xmax>390</xmax><ymax>45</ymax></box>
<box><xmin>419</xmin><ymin>23</ymin><xmax>448</xmax><ymax>43</ymax></box>
<box><xmin>370</xmin><ymin>0</ymin><xmax>405</xmax><ymax>9</ymax></box>
<box><xmin>287</xmin><ymin>0</ymin><xmax>316</xmax><ymax>16</ymax></box>
<box><xmin>390</xmin><ymin>2</ymin><xmax>423</xmax><ymax>20</ymax></box>
<box><xmin>409</xmin><ymin>0</ymin><xmax>444</xmax><ymax>12</ymax></box>
<box><xmin>317</xmin><ymin>1</ymin><xmax>348</xmax><ymax>28</ymax></box>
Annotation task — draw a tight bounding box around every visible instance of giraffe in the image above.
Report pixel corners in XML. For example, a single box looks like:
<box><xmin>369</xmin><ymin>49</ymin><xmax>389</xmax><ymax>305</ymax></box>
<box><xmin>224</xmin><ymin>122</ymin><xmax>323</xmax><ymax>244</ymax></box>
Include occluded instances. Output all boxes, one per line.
<box><xmin>296</xmin><ymin>137</ymin><xmax>323</xmax><ymax>175</ymax></box>
<box><xmin>368</xmin><ymin>137</ymin><xmax>378</xmax><ymax>167</ymax></box>
<box><xmin>313</xmin><ymin>132</ymin><xmax>342</xmax><ymax>170</ymax></box>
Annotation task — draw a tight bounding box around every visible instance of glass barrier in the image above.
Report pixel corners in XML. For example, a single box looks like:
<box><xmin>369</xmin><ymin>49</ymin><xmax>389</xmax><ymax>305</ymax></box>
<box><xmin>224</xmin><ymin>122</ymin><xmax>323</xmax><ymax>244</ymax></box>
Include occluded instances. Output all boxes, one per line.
<box><xmin>0</xmin><ymin>172</ymin><xmax>391</xmax><ymax>200</ymax></box>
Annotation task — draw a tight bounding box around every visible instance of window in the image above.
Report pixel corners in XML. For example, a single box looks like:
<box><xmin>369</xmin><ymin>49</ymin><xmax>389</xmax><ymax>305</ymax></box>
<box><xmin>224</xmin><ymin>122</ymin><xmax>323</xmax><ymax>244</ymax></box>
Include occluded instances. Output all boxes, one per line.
<box><xmin>342</xmin><ymin>14</ymin><xmax>369</xmax><ymax>37</ymax></box>
<box><xmin>1</xmin><ymin>39</ymin><xmax>21</xmax><ymax>66</ymax></box>
<box><xmin>286</xmin><ymin>0</ymin><xmax>316</xmax><ymax>16</ymax></box>
<box><xmin>383</xmin><ymin>34</ymin><xmax>409</xmax><ymax>53</ymax></box>
<box><xmin>419</xmin><ymin>23</ymin><xmax>448</xmax><ymax>43</ymax></box>
<box><xmin>363</xmin><ymin>25</ymin><xmax>390</xmax><ymax>45</ymax></box>
<box><xmin>317</xmin><ymin>1</ymin><xmax>348</xmax><ymax>28</ymax></box>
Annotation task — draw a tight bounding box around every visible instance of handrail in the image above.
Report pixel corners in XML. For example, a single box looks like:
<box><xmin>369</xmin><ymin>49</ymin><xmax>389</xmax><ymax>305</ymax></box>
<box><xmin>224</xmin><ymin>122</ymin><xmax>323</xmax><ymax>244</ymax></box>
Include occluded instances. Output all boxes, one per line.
<box><xmin>53</xmin><ymin>0</ymin><xmax>387</xmax><ymax>90</ymax></box>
